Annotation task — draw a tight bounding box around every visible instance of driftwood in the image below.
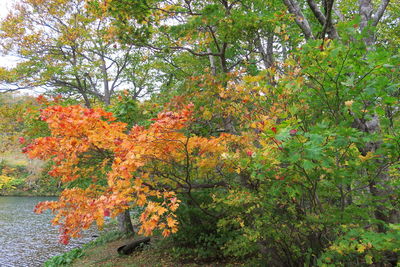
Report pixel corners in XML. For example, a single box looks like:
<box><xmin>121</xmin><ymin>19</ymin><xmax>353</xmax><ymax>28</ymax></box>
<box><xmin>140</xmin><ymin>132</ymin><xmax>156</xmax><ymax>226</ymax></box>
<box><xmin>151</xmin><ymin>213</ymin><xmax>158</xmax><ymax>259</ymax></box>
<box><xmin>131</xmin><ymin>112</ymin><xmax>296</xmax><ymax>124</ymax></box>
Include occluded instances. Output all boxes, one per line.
<box><xmin>117</xmin><ymin>237</ymin><xmax>151</xmax><ymax>255</ymax></box>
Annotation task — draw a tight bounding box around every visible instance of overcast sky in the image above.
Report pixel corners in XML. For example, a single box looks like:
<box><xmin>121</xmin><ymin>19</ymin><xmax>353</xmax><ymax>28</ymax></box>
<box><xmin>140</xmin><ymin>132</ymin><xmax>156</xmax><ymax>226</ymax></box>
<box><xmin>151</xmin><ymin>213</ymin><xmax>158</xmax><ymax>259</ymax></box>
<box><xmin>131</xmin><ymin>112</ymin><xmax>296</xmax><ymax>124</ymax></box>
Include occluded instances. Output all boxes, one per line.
<box><xmin>0</xmin><ymin>0</ymin><xmax>19</xmax><ymax>68</ymax></box>
<box><xmin>0</xmin><ymin>0</ymin><xmax>14</xmax><ymax>18</ymax></box>
<box><xmin>0</xmin><ymin>0</ymin><xmax>39</xmax><ymax>94</ymax></box>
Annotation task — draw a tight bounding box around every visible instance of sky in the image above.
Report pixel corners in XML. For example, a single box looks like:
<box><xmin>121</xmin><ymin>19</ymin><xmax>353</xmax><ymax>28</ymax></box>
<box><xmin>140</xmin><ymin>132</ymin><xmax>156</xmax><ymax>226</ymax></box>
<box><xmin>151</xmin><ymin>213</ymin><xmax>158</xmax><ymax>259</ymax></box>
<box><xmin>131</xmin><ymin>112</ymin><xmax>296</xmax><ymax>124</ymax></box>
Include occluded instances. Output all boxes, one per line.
<box><xmin>0</xmin><ymin>0</ymin><xmax>42</xmax><ymax>94</ymax></box>
<box><xmin>0</xmin><ymin>0</ymin><xmax>19</xmax><ymax>68</ymax></box>
<box><xmin>0</xmin><ymin>0</ymin><xmax>13</xmax><ymax>18</ymax></box>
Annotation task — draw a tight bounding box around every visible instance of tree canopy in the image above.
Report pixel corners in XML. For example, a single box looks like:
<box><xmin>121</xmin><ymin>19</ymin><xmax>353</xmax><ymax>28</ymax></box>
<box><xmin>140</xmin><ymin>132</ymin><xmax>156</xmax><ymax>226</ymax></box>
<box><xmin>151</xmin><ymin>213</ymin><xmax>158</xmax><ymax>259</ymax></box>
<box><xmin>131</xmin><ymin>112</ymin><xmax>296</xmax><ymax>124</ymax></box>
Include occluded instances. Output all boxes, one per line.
<box><xmin>1</xmin><ymin>0</ymin><xmax>399</xmax><ymax>265</ymax></box>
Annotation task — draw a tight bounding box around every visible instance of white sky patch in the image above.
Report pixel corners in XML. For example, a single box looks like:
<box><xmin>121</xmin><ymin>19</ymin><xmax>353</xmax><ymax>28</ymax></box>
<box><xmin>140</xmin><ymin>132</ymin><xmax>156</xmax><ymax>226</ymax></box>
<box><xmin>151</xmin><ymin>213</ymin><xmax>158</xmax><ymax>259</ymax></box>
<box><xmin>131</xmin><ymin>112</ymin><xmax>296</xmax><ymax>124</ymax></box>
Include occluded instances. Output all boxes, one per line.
<box><xmin>0</xmin><ymin>0</ymin><xmax>20</xmax><ymax>68</ymax></box>
<box><xmin>0</xmin><ymin>0</ymin><xmax>45</xmax><ymax>95</ymax></box>
<box><xmin>0</xmin><ymin>0</ymin><xmax>14</xmax><ymax>18</ymax></box>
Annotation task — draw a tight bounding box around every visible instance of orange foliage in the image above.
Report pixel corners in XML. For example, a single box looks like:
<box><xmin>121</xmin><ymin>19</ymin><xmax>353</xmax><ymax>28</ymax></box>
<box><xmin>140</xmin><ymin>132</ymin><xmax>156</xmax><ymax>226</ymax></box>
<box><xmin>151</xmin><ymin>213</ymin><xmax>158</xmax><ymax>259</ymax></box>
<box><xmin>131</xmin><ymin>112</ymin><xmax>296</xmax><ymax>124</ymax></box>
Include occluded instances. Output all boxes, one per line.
<box><xmin>27</xmin><ymin>104</ymin><xmax>237</xmax><ymax>244</ymax></box>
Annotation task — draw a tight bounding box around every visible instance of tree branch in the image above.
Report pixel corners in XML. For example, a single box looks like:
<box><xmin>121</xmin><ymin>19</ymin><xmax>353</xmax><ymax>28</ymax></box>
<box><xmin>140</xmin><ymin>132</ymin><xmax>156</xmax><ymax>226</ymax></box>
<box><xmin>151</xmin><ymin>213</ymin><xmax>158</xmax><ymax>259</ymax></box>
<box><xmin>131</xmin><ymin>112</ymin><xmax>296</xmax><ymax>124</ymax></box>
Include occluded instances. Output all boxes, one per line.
<box><xmin>282</xmin><ymin>0</ymin><xmax>314</xmax><ymax>40</ymax></box>
<box><xmin>372</xmin><ymin>0</ymin><xmax>390</xmax><ymax>26</ymax></box>
<box><xmin>307</xmin><ymin>0</ymin><xmax>326</xmax><ymax>25</ymax></box>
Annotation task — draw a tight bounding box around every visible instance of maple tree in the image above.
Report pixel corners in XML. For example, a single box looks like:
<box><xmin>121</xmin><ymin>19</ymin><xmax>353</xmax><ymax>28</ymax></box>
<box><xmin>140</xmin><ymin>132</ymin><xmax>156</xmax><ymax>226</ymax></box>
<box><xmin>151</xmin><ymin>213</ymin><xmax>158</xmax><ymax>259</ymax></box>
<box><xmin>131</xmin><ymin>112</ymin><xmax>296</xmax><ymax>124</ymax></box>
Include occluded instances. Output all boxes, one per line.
<box><xmin>26</xmin><ymin>103</ymin><xmax>245</xmax><ymax>244</ymax></box>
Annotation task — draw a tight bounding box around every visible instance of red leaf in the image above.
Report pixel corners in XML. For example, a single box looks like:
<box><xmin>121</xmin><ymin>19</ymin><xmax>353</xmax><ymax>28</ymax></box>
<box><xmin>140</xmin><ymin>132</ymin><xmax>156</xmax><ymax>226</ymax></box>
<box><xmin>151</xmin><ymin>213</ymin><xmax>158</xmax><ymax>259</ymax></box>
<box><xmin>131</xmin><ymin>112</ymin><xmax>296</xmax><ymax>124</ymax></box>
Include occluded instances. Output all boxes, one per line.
<box><xmin>104</xmin><ymin>209</ymin><xmax>110</xmax><ymax>217</ymax></box>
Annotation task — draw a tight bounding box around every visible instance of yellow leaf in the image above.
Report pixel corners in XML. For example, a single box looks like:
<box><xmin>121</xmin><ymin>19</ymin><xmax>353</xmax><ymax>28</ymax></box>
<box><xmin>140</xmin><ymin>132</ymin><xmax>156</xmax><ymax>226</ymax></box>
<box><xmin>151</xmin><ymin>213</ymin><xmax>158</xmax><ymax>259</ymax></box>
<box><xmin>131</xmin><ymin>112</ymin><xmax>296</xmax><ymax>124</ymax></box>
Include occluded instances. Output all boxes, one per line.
<box><xmin>202</xmin><ymin>109</ymin><xmax>212</xmax><ymax>120</ymax></box>
<box><xmin>365</xmin><ymin>254</ymin><xmax>373</xmax><ymax>264</ymax></box>
<box><xmin>166</xmin><ymin>216</ymin><xmax>177</xmax><ymax>228</ymax></box>
<box><xmin>359</xmin><ymin>152</ymin><xmax>374</xmax><ymax>162</ymax></box>
<box><xmin>357</xmin><ymin>244</ymin><xmax>366</xmax><ymax>253</ymax></box>
<box><xmin>344</xmin><ymin>100</ymin><xmax>354</xmax><ymax>107</ymax></box>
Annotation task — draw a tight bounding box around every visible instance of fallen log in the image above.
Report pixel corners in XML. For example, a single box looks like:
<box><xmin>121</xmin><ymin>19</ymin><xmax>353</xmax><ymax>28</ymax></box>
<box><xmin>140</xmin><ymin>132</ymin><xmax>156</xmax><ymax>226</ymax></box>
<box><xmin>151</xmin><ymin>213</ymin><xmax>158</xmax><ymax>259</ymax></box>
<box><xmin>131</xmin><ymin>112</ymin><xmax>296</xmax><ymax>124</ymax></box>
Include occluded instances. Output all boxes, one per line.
<box><xmin>117</xmin><ymin>237</ymin><xmax>151</xmax><ymax>255</ymax></box>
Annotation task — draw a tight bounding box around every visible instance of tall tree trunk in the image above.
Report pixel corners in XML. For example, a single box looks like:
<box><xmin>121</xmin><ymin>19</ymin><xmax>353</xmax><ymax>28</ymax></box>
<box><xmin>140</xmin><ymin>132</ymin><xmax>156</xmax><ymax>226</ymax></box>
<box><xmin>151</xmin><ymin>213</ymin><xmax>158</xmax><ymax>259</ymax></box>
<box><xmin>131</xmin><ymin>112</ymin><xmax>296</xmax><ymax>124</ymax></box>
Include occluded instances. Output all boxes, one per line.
<box><xmin>100</xmin><ymin>55</ymin><xmax>111</xmax><ymax>106</ymax></box>
<box><xmin>256</xmin><ymin>34</ymin><xmax>274</xmax><ymax>69</ymax></box>
<box><xmin>99</xmin><ymin>56</ymin><xmax>133</xmax><ymax>234</ymax></box>
<box><xmin>356</xmin><ymin>0</ymin><xmax>398</xmax><ymax>229</ymax></box>
<box><xmin>81</xmin><ymin>91</ymin><xmax>91</xmax><ymax>108</ymax></box>
<box><xmin>359</xmin><ymin>0</ymin><xmax>390</xmax><ymax>47</ymax></box>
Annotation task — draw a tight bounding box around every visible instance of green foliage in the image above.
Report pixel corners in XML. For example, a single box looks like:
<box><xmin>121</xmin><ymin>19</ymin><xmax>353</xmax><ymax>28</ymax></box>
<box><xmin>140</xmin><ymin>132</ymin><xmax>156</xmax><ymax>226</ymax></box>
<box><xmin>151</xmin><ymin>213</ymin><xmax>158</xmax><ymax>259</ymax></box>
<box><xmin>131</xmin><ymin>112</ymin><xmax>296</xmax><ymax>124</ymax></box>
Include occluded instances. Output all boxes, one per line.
<box><xmin>44</xmin><ymin>248</ymin><xmax>84</xmax><ymax>267</ymax></box>
<box><xmin>33</xmin><ymin>161</ymin><xmax>62</xmax><ymax>195</ymax></box>
<box><xmin>108</xmin><ymin>91</ymin><xmax>145</xmax><ymax>128</ymax></box>
<box><xmin>166</xmin><ymin>192</ymin><xmax>220</xmax><ymax>261</ymax></box>
<box><xmin>319</xmin><ymin>224</ymin><xmax>400</xmax><ymax>266</ymax></box>
<box><xmin>0</xmin><ymin>158</ymin><xmax>29</xmax><ymax>193</ymax></box>
<box><xmin>44</xmin><ymin>230</ymin><xmax>126</xmax><ymax>266</ymax></box>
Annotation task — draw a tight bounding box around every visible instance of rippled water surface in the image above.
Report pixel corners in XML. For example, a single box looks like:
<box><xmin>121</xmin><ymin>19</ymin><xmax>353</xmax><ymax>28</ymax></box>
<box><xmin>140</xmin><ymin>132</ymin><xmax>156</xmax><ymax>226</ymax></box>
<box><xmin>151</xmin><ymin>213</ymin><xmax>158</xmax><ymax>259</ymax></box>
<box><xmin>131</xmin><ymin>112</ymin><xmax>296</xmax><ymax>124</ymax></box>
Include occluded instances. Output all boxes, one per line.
<box><xmin>0</xmin><ymin>196</ymin><xmax>97</xmax><ymax>267</ymax></box>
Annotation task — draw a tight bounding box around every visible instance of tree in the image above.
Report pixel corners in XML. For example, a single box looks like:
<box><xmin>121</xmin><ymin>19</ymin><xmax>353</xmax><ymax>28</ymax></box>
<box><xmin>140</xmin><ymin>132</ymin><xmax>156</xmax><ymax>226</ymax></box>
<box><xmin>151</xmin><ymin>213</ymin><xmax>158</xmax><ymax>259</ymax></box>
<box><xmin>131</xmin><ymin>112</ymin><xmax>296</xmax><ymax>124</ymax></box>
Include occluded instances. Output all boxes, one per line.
<box><xmin>281</xmin><ymin>0</ymin><xmax>399</xmax><ymax>232</ymax></box>
<box><xmin>0</xmin><ymin>93</ymin><xmax>36</xmax><ymax>153</ymax></box>
<box><xmin>26</xmin><ymin>103</ymin><xmax>240</xmax><ymax>243</ymax></box>
<box><xmin>0</xmin><ymin>0</ymin><xmax>156</xmax><ymax>106</ymax></box>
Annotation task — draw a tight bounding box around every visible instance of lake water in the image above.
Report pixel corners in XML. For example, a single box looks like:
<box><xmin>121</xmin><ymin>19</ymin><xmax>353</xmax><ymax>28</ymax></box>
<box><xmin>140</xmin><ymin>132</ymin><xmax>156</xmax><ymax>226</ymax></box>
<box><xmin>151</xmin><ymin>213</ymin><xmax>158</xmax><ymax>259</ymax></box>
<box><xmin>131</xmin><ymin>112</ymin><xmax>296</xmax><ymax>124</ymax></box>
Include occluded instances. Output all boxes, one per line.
<box><xmin>0</xmin><ymin>196</ymin><xmax>97</xmax><ymax>267</ymax></box>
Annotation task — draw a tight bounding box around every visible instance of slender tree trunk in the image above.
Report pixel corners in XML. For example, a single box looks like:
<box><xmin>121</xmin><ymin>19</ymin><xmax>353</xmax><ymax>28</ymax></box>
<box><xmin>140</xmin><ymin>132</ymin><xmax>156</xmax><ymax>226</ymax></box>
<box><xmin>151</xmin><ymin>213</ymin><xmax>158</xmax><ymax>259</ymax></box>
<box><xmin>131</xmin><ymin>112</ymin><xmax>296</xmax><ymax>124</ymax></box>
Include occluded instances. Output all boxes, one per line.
<box><xmin>256</xmin><ymin>34</ymin><xmax>274</xmax><ymax>69</ymax></box>
<box><xmin>81</xmin><ymin>92</ymin><xmax>91</xmax><ymax>108</ymax></box>
<box><xmin>117</xmin><ymin>209</ymin><xmax>135</xmax><ymax>235</ymax></box>
<box><xmin>100</xmin><ymin>55</ymin><xmax>111</xmax><ymax>106</ymax></box>
<box><xmin>207</xmin><ymin>48</ymin><xmax>217</xmax><ymax>75</ymax></box>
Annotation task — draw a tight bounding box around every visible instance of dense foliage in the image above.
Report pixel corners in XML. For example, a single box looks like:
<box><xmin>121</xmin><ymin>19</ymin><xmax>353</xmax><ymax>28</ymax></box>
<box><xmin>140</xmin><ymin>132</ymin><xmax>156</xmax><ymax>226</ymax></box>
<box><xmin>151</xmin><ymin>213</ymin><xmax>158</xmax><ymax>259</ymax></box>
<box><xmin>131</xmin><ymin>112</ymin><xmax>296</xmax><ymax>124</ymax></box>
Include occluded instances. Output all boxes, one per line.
<box><xmin>1</xmin><ymin>0</ymin><xmax>399</xmax><ymax>265</ymax></box>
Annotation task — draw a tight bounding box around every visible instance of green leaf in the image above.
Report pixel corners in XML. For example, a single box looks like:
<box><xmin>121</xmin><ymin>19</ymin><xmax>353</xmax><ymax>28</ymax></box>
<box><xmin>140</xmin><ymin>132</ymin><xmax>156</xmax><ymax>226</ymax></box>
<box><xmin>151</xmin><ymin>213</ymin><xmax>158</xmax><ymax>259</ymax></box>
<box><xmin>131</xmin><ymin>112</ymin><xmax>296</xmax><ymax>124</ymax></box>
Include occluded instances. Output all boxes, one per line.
<box><xmin>302</xmin><ymin>160</ymin><xmax>315</xmax><ymax>170</ymax></box>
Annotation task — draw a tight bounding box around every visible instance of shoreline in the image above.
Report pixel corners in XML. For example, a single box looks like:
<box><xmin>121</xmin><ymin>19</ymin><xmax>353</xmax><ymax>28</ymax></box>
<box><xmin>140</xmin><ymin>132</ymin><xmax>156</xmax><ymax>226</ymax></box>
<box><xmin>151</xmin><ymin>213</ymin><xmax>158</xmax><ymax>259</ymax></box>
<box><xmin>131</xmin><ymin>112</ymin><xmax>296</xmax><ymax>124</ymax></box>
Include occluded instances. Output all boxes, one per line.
<box><xmin>0</xmin><ymin>191</ymin><xmax>59</xmax><ymax>197</ymax></box>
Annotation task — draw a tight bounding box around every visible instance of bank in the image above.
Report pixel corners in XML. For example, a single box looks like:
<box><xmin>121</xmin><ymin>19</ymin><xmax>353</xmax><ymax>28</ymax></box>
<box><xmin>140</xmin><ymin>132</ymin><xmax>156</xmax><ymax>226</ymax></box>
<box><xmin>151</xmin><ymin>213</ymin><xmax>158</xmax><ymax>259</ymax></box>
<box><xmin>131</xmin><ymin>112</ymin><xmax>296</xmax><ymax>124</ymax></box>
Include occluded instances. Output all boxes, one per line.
<box><xmin>45</xmin><ymin>229</ymin><xmax>244</xmax><ymax>267</ymax></box>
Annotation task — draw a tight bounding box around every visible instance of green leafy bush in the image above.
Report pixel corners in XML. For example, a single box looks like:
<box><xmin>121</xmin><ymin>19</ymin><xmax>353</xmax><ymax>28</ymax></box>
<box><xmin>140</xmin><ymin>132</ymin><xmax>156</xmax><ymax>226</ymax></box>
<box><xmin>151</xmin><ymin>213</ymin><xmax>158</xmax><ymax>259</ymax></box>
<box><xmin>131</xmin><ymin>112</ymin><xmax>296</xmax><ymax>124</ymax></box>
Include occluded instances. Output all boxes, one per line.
<box><xmin>44</xmin><ymin>248</ymin><xmax>84</xmax><ymax>267</ymax></box>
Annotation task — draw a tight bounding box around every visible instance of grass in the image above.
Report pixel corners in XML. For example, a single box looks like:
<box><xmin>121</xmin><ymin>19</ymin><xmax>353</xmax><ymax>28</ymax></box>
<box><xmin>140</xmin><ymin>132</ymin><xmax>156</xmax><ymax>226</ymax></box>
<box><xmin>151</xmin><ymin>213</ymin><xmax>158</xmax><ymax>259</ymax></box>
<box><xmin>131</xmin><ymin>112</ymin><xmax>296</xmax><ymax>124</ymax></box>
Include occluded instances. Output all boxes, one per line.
<box><xmin>70</xmin><ymin>234</ymin><xmax>202</xmax><ymax>267</ymax></box>
<box><xmin>49</xmin><ymin>228</ymin><xmax>243</xmax><ymax>267</ymax></box>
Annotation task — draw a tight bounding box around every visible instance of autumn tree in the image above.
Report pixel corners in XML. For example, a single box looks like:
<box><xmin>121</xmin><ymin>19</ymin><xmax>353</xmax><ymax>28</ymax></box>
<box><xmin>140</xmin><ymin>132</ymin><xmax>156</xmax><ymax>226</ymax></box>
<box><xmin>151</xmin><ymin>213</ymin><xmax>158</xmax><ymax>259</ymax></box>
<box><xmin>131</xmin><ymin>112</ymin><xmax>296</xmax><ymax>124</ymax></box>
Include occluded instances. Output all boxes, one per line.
<box><xmin>0</xmin><ymin>93</ymin><xmax>36</xmax><ymax>153</ymax></box>
<box><xmin>25</xmin><ymin>104</ymin><xmax>244</xmax><ymax>243</ymax></box>
<box><xmin>0</xmin><ymin>0</ymin><xmax>157</xmax><ymax>106</ymax></box>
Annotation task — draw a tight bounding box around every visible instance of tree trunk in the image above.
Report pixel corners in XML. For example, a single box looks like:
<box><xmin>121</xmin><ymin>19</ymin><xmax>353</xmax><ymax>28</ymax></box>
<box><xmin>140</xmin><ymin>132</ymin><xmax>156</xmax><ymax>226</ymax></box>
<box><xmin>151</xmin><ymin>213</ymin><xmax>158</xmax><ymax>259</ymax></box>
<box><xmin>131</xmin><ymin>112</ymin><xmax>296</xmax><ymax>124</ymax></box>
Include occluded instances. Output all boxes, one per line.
<box><xmin>100</xmin><ymin>55</ymin><xmax>111</xmax><ymax>106</ymax></box>
<box><xmin>207</xmin><ymin>47</ymin><xmax>217</xmax><ymax>75</ymax></box>
<box><xmin>356</xmin><ymin>0</ymin><xmax>399</xmax><ymax>228</ymax></box>
<box><xmin>117</xmin><ymin>209</ymin><xmax>135</xmax><ymax>235</ymax></box>
<box><xmin>256</xmin><ymin>34</ymin><xmax>274</xmax><ymax>69</ymax></box>
<box><xmin>81</xmin><ymin>92</ymin><xmax>91</xmax><ymax>108</ymax></box>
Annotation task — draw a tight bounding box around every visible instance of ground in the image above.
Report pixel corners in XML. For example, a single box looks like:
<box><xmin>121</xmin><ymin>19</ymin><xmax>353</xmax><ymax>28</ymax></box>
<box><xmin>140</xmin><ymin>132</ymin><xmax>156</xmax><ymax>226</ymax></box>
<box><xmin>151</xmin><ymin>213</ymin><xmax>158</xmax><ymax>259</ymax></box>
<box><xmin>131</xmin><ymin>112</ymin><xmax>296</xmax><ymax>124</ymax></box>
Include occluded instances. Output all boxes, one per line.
<box><xmin>71</xmin><ymin>235</ymin><xmax>238</xmax><ymax>267</ymax></box>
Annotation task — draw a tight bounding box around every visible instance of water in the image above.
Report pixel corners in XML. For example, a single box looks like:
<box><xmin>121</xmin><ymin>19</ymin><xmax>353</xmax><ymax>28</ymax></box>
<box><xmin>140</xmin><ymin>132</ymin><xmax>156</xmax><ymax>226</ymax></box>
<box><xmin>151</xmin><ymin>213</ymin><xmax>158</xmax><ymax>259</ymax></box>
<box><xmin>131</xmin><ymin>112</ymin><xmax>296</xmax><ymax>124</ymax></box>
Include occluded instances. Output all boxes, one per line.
<box><xmin>0</xmin><ymin>196</ymin><xmax>97</xmax><ymax>267</ymax></box>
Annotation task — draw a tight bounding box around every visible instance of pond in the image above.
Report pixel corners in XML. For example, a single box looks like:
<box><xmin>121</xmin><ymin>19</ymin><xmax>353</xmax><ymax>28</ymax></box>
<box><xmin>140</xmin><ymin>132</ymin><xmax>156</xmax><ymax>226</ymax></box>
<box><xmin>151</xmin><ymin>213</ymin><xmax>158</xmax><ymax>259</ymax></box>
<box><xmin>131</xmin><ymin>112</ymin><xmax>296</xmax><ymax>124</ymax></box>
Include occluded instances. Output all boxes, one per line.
<box><xmin>0</xmin><ymin>196</ymin><xmax>97</xmax><ymax>267</ymax></box>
